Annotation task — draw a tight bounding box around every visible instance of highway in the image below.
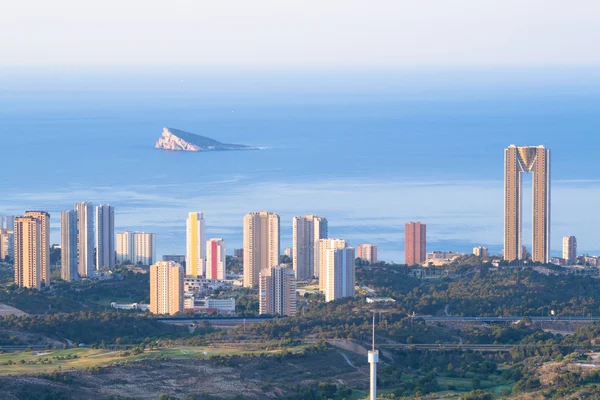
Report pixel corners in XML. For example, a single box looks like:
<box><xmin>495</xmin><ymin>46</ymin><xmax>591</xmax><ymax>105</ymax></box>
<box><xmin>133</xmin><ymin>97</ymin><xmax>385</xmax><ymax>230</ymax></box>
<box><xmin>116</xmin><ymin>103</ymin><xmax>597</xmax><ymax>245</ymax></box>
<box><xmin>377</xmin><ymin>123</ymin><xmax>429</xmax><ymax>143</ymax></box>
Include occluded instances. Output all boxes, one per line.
<box><xmin>420</xmin><ymin>316</ymin><xmax>600</xmax><ymax>323</ymax></box>
<box><xmin>157</xmin><ymin>317</ymin><xmax>275</xmax><ymax>326</ymax></box>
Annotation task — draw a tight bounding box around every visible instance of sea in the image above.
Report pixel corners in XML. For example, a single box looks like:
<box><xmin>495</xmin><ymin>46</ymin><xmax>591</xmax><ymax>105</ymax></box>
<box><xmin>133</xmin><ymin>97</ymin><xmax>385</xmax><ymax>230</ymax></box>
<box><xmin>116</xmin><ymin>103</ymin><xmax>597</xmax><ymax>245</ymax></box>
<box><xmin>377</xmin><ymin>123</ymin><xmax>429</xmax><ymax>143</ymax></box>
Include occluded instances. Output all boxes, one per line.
<box><xmin>1</xmin><ymin>68</ymin><xmax>600</xmax><ymax>262</ymax></box>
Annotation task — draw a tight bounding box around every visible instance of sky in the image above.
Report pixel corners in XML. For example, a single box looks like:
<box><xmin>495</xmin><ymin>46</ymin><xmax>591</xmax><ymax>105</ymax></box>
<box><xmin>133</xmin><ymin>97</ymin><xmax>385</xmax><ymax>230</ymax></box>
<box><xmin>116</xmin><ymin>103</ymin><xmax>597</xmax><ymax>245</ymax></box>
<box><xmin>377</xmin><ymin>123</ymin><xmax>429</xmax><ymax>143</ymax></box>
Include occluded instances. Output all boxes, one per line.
<box><xmin>2</xmin><ymin>0</ymin><xmax>600</xmax><ymax>69</ymax></box>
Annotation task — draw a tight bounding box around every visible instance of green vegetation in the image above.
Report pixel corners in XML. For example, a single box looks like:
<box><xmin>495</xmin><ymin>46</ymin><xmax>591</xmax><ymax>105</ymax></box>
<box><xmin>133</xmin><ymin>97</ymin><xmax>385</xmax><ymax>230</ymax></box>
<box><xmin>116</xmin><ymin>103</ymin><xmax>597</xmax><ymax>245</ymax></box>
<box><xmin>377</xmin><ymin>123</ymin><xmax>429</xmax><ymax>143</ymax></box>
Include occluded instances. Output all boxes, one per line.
<box><xmin>0</xmin><ymin>267</ymin><xmax>150</xmax><ymax>314</ymax></box>
<box><xmin>358</xmin><ymin>264</ymin><xmax>600</xmax><ymax>316</ymax></box>
<box><xmin>0</xmin><ymin>312</ymin><xmax>210</xmax><ymax>344</ymax></box>
<box><xmin>4</xmin><ymin>260</ymin><xmax>600</xmax><ymax>398</ymax></box>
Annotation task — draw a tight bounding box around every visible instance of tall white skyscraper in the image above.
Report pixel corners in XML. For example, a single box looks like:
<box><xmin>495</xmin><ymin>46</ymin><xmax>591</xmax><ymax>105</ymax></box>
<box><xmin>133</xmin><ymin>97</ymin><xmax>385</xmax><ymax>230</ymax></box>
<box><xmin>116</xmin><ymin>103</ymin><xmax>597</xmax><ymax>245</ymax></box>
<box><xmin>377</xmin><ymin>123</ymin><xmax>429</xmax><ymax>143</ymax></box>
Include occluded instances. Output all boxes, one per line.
<box><xmin>95</xmin><ymin>204</ymin><xmax>115</xmax><ymax>269</ymax></box>
<box><xmin>319</xmin><ymin>239</ymin><xmax>355</xmax><ymax>302</ymax></box>
<box><xmin>243</xmin><ymin>211</ymin><xmax>280</xmax><ymax>288</ymax></box>
<box><xmin>186</xmin><ymin>212</ymin><xmax>206</xmax><ymax>277</ymax></box>
<box><xmin>116</xmin><ymin>232</ymin><xmax>156</xmax><ymax>266</ymax></box>
<box><xmin>61</xmin><ymin>210</ymin><xmax>79</xmax><ymax>282</ymax></box>
<box><xmin>293</xmin><ymin>214</ymin><xmax>328</xmax><ymax>280</ymax></box>
<box><xmin>563</xmin><ymin>236</ymin><xmax>577</xmax><ymax>265</ymax></box>
<box><xmin>259</xmin><ymin>266</ymin><xmax>296</xmax><ymax>316</ymax></box>
<box><xmin>75</xmin><ymin>202</ymin><xmax>95</xmax><ymax>278</ymax></box>
<box><xmin>116</xmin><ymin>231</ymin><xmax>133</xmax><ymax>265</ymax></box>
<box><xmin>0</xmin><ymin>216</ymin><xmax>15</xmax><ymax>231</ymax></box>
<box><xmin>206</xmin><ymin>238</ymin><xmax>226</xmax><ymax>280</ymax></box>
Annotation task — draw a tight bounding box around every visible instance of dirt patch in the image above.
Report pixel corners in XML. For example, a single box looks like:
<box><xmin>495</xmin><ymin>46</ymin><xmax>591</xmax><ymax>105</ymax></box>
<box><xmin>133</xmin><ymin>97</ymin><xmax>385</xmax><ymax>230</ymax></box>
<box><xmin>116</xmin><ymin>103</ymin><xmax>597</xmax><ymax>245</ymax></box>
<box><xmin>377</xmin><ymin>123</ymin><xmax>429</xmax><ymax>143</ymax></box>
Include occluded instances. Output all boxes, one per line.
<box><xmin>0</xmin><ymin>350</ymin><xmax>366</xmax><ymax>399</ymax></box>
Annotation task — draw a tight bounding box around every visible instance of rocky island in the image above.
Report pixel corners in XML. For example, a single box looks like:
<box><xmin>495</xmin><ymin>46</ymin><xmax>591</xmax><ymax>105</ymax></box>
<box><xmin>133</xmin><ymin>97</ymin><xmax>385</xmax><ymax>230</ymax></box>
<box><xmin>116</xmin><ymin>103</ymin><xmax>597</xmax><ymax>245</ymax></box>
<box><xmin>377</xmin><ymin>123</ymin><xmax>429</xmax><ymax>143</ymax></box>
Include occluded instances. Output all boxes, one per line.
<box><xmin>155</xmin><ymin>127</ymin><xmax>258</xmax><ymax>152</ymax></box>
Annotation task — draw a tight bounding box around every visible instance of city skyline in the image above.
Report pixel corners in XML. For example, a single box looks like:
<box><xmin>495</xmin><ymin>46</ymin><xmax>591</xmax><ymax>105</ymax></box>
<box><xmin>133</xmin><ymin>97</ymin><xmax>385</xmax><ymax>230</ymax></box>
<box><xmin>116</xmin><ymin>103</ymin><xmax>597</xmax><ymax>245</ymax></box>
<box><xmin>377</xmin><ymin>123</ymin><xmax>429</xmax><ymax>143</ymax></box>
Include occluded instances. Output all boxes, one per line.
<box><xmin>1</xmin><ymin>145</ymin><xmax>590</xmax><ymax>266</ymax></box>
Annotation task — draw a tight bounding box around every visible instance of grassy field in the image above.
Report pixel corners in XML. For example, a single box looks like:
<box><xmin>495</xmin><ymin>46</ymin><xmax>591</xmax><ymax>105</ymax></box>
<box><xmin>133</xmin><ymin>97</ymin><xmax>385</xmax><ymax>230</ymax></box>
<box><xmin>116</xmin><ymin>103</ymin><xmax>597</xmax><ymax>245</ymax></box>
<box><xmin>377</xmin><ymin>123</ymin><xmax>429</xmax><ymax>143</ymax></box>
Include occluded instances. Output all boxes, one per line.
<box><xmin>0</xmin><ymin>345</ymin><xmax>305</xmax><ymax>375</ymax></box>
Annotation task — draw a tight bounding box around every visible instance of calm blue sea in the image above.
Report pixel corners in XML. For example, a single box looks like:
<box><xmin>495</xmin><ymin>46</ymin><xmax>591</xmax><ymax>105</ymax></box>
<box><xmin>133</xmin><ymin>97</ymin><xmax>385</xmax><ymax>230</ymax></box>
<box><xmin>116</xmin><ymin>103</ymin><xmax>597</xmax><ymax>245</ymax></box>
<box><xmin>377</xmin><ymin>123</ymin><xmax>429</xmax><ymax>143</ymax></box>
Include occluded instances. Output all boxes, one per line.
<box><xmin>1</xmin><ymin>69</ymin><xmax>599</xmax><ymax>261</ymax></box>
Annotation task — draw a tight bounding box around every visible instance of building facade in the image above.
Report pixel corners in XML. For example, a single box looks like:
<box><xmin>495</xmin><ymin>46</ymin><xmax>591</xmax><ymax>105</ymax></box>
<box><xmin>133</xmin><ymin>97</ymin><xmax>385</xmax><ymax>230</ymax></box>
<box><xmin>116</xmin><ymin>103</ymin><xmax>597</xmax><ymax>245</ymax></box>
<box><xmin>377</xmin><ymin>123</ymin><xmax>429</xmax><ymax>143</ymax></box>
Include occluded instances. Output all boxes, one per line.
<box><xmin>259</xmin><ymin>266</ymin><xmax>296</xmax><ymax>316</ymax></box>
<box><xmin>204</xmin><ymin>298</ymin><xmax>236</xmax><ymax>313</ymax></box>
<box><xmin>60</xmin><ymin>210</ymin><xmax>79</xmax><ymax>282</ymax></box>
<box><xmin>186</xmin><ymin>212</ymin><xmax>206</xmax><ymax>277</ymax></box>
<box><xmin>0</xmin><ymin>216</ymin><xmax>15</xmax><ymax>231</ymax></box>
<box><xmin>233</xmin><ymin>248</ymin><xmax>244</xmax><ymax>258</ymax></box>
<box><xmin>206</xmin><ymin>238</ymin><xmax>226</xmax><ymax>280</ymax></box>
<box><xmin>75</xmin><ymin>202</ymin><xmax>95</xmax><ymax>278</ymax></box>
<box><xmin>504</xmin><ymin>145</ymin><xmax>550</xmax><ymax>263</ymax></box>
<box><xmin>14</xmin><ymin>216</ymin><xmax>42</xmax><ymax>288</ymax></box>
<box><xmin>405</xmin><ymin>222</ymin><xmax>426</xmax><ymax>265</ymax></box>
<box><xmin>162</xmin><ymin>255</ymin><xmax>186</xmax><ymax>264</ymax></box>
<box><xmin>116</xmin><ymin>232</ymin><xmax>156</xmax><ymax>266</ymax></box>
<box><xmin>563</xmin><ymin>236</ymin><xmax>577</xmax><ymax>265</ymax></box>
<box><xmin>24</xmin><ymin>211</ymin><xmax>50</xmax><ymax>285</ymax></box>
<box><xmin>318</xmin><ymin>239</ymin><xmax>355</xmax><ymax>302</ymax></box>
<box><xmin>473</xmin><ymin>246</ymin><xmax>489</xmax><ymax>258</ymax></box>
<box><xmin>149</xmin><ymin>261</ymin><xmax>184</xmax><ymax>315</ymax></box>
<box><xmin>0</xmin><ymin>229</ymin><xmax>14</xmax><ymax>261</ymax></box>
<box><xmin>243</xmin><ymin>211</ymin><xmax>280</xmax><ymax>288</ymax></box>
<box><xmin>357</xmin><ymin>244</ymin><xmax>378</xmax><ymax>264</ymax></box>
<box><xmin>293</xmin><ymin>214</ymin><xmax>328</xmax><ymax>280</ymax></box>
<box><xmin>95</xmin><ymin>204</ymin><xmax>115</xmax><ymax>269</ymax></box>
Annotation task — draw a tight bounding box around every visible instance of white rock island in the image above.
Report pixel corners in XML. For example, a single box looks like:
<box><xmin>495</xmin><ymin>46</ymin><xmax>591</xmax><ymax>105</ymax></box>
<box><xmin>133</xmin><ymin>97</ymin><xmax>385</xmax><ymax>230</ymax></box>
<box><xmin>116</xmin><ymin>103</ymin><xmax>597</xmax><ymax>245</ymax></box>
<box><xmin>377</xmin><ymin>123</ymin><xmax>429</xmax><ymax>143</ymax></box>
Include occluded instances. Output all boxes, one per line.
<box><xmin>155</xmin><ymin>127</ymin><xmax>257</xmax><ymax>152</ymax></box>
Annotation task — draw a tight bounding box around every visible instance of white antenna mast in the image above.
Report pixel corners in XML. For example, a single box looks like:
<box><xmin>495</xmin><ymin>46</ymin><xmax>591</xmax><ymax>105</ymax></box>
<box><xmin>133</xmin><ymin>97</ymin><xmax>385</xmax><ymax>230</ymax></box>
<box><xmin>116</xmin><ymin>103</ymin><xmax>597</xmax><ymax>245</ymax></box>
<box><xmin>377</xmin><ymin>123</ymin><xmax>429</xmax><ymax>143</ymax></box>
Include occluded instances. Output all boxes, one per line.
<box><xmin>372</xmin><ymin>313</ymin><xmax>375</xmax><ymax>351</ymax></box>
<box><xmin>368</xmin><ymin>312</ymin><xmax>379</xmax><ymax>400</ymax></box>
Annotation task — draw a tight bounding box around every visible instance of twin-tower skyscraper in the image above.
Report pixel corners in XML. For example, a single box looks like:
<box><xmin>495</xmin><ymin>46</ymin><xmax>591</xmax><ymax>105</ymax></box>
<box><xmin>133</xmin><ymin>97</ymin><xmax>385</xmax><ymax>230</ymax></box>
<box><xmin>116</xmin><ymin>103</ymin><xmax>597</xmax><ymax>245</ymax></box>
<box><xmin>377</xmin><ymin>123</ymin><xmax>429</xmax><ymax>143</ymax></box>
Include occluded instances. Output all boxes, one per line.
<box><xmin>504</xmin><ymin>145</ymin><xmax>550</xmax><ymax>264</ymax></box>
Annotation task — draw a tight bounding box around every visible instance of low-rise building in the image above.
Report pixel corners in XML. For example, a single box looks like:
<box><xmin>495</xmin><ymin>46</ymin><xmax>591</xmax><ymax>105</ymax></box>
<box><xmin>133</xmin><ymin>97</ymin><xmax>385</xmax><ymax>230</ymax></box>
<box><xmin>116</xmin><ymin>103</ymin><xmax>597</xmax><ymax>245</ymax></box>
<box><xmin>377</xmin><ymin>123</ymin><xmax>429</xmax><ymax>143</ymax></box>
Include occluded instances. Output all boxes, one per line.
<box><xmin>205</xmin><ymin>298</ymin><xmax>236</xmax><ymax>313</ymax></box>
<box><xmin>111</xmin><ymin>302</ymin><xmax>150</xmax><ymax>311</ymax></box>
<box><xmin>184</xmin><ymin>277</ymin><xmax>231</xmax><ymax>294</ymax></box>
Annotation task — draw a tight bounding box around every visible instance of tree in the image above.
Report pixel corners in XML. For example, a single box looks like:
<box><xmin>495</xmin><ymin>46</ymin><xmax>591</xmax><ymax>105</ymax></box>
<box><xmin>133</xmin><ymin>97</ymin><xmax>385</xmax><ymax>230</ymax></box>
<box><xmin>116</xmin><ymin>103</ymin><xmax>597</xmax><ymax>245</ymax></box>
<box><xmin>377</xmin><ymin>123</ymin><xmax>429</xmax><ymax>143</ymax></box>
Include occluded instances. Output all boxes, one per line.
<box><xmin>461</xmin><ymin>390</ymin><xmax>492</xmax><ymax>400</ymax></box>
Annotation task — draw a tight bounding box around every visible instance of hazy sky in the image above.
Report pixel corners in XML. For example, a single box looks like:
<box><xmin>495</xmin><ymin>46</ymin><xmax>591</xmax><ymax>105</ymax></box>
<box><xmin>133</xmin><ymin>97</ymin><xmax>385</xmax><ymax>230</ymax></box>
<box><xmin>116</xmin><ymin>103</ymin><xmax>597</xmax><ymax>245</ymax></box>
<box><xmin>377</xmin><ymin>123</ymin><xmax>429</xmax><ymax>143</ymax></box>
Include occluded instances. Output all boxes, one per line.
<box><xmin>2</xmin><ymin>0</ymin><xmax>600</xmax><ymax>68</ymax></box>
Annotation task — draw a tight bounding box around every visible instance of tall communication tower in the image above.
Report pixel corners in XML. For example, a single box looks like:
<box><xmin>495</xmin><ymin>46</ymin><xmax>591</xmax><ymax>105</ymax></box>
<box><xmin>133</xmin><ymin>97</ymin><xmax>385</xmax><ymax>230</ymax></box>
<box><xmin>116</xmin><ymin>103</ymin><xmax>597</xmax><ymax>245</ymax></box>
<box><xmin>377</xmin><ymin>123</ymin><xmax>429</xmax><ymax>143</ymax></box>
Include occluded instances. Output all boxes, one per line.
<box><xmin>368</xmin><ymin>314</ymin><xmax>379</xmax><ymax>400</ymax></box>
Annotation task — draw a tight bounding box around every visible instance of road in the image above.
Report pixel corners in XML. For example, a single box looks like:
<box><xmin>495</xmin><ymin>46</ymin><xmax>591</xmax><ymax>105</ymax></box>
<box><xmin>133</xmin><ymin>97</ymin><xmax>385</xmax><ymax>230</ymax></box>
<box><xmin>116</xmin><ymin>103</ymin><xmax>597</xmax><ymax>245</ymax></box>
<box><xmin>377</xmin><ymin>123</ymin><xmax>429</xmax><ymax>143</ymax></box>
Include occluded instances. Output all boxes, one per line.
<box><xmin>157</xmin><ymin>317</ymin><xmax>275</xmax><ymax>326</ymax></box>
<box><xmin>419</xmin><ymin>316</ymin><xmax>600</xmax><ymax>323</ymax></box>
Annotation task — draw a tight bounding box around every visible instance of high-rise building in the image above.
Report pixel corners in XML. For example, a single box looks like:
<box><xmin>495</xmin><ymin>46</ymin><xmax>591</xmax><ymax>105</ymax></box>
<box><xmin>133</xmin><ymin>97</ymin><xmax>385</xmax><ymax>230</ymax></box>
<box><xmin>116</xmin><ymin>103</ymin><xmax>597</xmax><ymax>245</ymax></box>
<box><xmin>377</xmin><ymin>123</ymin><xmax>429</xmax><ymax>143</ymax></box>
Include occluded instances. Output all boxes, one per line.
<box><xmin>149</xmin><ymin>261</ymin><xmax>184</xmax><ymax>315</ymax></box>
<box><xmin>243</xmin><ymin>211</ymin><xmax>280</xmax><ymax>288</ymax></box>
<box><xmin>162</xmin><ymin>255</ymin><xmax>186</xmax><ymax>264</ymax></box>
<box><xmin>116</xmin><ymin>232</ymin><xmax>133</xmax><ymax>264</ymax></box>
<box><xmin>318</xmin><ymin>239</ymin><xmax>355</xmax><ymax>302</ymax></box>
<box><xmin>95</xmin><ymin>204</ymin><xmax>115</xmax><ymax>269</ymax></box>
<box><xmin>357</xmin><ymin>244</ymin><xmax>378</xmax><ymax>265</ymax></box>
<box><xmin>0</xmin><ymin>229</ymin><xmax>14</xmax><ymax>261</ymax></box>
<box><xmin>186</xmin><ymin>212</ymin><xmax>206</xmax><ymax>277</ymax></box>
<box><xmin>75</xmin><ymin>202</ymin><xmax>95</xmax><ymax>278</ymax></box>
<box><xmin>283</xmin><ymin>247</ymin><xmax>292</xmax><ymax>258</ymax></box>
<box><xmin>473</xmin><ymin>246</ymin><xmax>489</xmax><ymax>258</ymax></box>
<box><xmin>206</xmin><ymin>238</ymin><xmax>226</xmax><ymax>280</ymax></box>
<box><xmin>233</xmin><ymin>248</ymin><xmax>244</xmax><ymax>258</ymax></box>
<box><xmin>24</xmin><ymin>211</ymin><xmax>50</xmax><ymax>285</ymax></box>
<box><xmin>293</xmin><ymin>214</ymin><xmax>328</xmax><ymax>281</ymax></box>
<box><xmin>563</xmin><ymin>236</ymin><xmax>577</xmax><ymax>265</ymax></box>
<box><xmin>61</xmin><ymin>210</ymin><xmax>79</xmax><ymax>282</ymax></box>
<box><xmin>504</xmin><ymin>145</ymin><xmax>550</xmax><ymax>263</ymax></box>
<box><xmin>405</xmin><ymin>222</ymin><xmax>426</xmax><ymax>265</ymax></box>
<box><xmin>0</xmin><ymin>216</ymin><xmax>15</xmax><ymax>231</ymax></box>
<box><xmin>259</xmin><ymin>266</ymin><xmax>296</xmax><ymax>316</ymax></box>
<box><xmin>14</xmin><ymin>216</ymin><xmax>42</xmax><ymax>289</ymax></box>
<box><xmin>116</xmin><ymin>232</ymin><xmax>156</xmax><ymax>266</ymax></box>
